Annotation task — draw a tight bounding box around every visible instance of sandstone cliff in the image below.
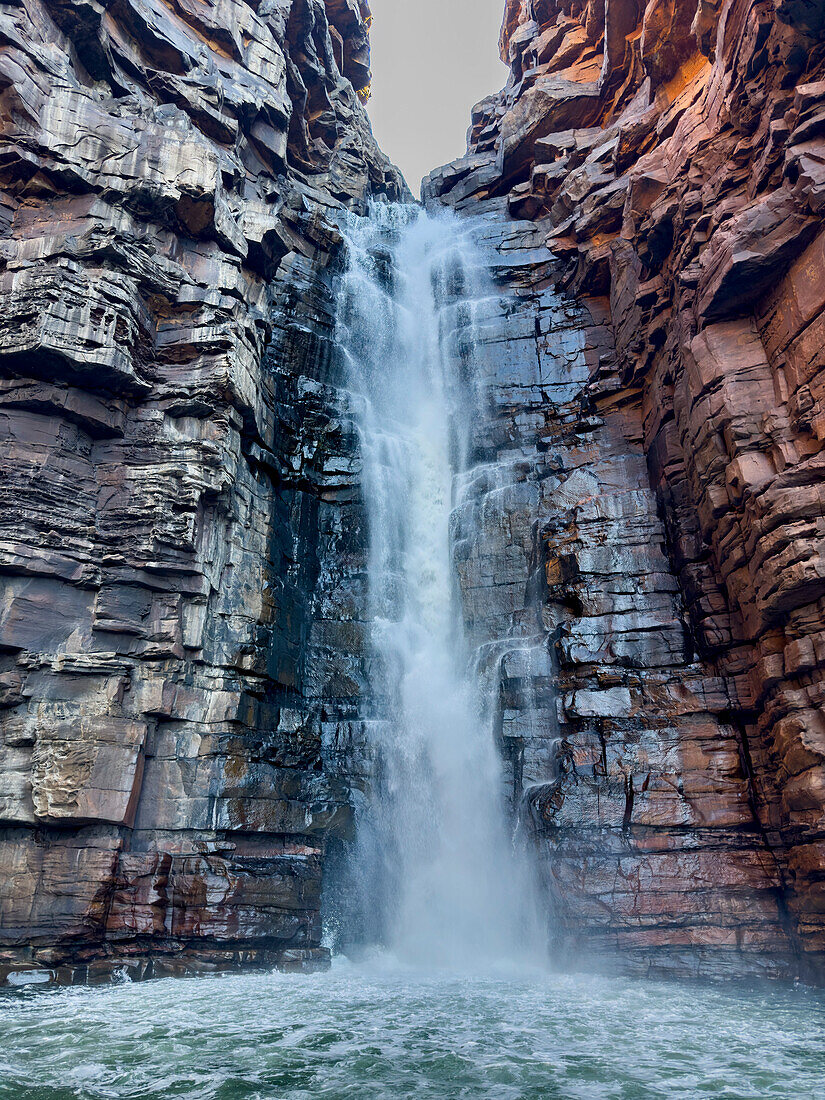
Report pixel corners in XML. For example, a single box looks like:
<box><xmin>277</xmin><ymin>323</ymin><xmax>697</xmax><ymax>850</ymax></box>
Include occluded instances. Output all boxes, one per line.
<box><xmin>4</xmin><ymin>0</ymin><xmax>825</xmax><ymax>989</ymax></box>
<box><xmin>0</xmin><ymin>0</ymin><xmax>405</xmax><ymax>983</ymax></box>
<box><xmin>426</xmin><ymin>0</ymin><xmax>825</xmax><ymax>981</ymax></box>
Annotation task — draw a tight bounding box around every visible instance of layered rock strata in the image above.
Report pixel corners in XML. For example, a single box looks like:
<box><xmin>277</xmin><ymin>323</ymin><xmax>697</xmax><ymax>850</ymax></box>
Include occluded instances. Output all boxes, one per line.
<box><xmin>0</xmin><ymin>0</ymin><xmax>404</xmax><ymax>984</ymax></box>
<box><xmin>4</xmin><ymin>0</ymin><xmax>825</xmax><ymax>990</ymax></box>
<box><xmin>426</xmin><ymin>0</ymin><xmax>825</xmax><ymax>980</ymax></box>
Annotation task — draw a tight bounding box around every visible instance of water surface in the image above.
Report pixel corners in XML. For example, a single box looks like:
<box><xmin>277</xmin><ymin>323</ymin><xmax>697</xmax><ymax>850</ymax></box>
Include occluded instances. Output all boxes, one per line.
<box><xmin>2</xmin><ymin>959</ymin><xmax>823</xmax><ymax>1099</ymax></box>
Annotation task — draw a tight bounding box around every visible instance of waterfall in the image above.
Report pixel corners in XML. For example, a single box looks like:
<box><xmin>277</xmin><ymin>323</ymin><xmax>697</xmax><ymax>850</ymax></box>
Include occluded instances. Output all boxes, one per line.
<box><xmin>333</xmin><ymin>203</ymin><xmax>541</xmax><ymax>968</ymax></box>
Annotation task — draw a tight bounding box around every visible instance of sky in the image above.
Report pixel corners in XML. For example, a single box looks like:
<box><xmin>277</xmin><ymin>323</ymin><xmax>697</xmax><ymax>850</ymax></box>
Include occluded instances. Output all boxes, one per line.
<box><xmin>365</xmin><ymin>0</ymin><xmax>509</xmax><ymax>196</ymax></box>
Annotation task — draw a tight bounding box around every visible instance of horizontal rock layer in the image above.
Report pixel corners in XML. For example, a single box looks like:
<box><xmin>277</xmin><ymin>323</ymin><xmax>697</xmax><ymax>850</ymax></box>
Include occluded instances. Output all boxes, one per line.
<box><xmin>0</xmin><ymin>0</ymin><xmax>405</xmax><ymax>984</ymax></box>
<box><xmin>426</xmin><ymin>0</ymin><xmax>825</xmax><ymax>981</ymax></box>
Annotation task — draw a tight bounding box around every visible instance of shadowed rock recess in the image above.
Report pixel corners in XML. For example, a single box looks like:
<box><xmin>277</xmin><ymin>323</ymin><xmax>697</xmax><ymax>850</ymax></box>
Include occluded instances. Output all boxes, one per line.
<box><xmin>424</xmin><ymin>0</ymin><xmax>825</xmax><ymax>981</ymax></box>
<box><xmin>1</xmin><ymin>0</ymin><xmax>825</xmax><ymax>989</ymax></box>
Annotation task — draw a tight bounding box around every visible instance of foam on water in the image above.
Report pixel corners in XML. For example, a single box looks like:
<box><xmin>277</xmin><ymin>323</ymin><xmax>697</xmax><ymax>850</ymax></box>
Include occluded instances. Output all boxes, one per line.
<box><xmin>1</xmin><ymin>962</ymin><xmax>823</xmax><ymax>1099</ymax></box>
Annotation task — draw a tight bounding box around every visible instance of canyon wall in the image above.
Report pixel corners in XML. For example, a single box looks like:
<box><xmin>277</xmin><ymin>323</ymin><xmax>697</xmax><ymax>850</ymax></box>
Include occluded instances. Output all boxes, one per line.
<box><xmin>3</xmin><ymin>0</ymin><xmax>825</xmax><ymax>988</ymax></box>
<box><xmin>0</xmin><ymin>0</ymin><xmax>405</xmax><ymax>984</ymax></box>
<box><xmin>426</xmin><ymin>0</ymin><xmax>825</xmax><ymax>980</ymax></box>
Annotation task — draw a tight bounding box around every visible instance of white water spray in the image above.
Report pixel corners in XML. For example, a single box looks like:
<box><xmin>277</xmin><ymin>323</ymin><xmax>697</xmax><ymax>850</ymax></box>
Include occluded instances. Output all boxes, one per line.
<box><xmin>335</xmin><ymin>204</ymin><xmax>541</xmax><ymax>968</ymax></box>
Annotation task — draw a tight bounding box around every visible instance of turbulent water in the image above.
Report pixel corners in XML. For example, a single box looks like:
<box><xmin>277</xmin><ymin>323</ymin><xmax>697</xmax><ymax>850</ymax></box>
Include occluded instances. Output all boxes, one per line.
<box><xmin>2</xmin><ymin>961</ymin><xmax>824</xmax><ymax>1099</ymax></box>
<box><xmin>332</xmin><ymin>204</ymin><xmax>540</xmax><ymax>965</ymax></box>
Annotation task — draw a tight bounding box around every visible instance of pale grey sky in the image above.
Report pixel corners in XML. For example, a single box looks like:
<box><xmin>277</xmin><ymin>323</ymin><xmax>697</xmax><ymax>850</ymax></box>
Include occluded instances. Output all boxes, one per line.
<box><xmin>366</xmin><ymin>0</ymin><xmax>509</xmax><ymax>195</ymax></box>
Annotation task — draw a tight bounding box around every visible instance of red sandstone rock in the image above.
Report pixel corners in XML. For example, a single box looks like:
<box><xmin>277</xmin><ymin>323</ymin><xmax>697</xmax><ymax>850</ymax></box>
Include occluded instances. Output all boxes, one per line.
<box><xmin>425</xmin><ymin>0</ymin><xmax>825</xmax><ymax>983</ymax></box>
<box><xmin>0</xmin><ymin>0</ymin><xmax>405</xmax><ymax>984</ymax></box>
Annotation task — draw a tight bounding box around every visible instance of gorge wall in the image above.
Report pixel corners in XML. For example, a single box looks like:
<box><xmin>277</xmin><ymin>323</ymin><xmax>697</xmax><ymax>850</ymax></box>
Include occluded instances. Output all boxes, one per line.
<box><xmin>425</xmin><ymin>0</ymin><xmax>825</xmax><ymax>980</ymax></box>
<box><xmin>0</xmin><ymin>0</ymin><xmax>406</xmax><ymax>983</ymax></box>
<box><xmin>2</xmin><ymin>0</ymin><xmax>825</xmax><ymax>988</ymax></box>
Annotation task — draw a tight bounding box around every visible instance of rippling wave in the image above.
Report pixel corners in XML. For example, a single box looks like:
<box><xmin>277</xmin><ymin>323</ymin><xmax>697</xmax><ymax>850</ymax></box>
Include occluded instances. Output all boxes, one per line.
<box><xmin>2</xmin><ymin>958</ymin><xmax>823</xmax><ymax>1099</ymax></box>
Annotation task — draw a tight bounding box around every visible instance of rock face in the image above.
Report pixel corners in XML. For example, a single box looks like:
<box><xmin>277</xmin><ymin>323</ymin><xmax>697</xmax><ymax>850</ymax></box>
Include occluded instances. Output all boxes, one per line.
<box><xmin>425</xmin><ymin>0</ymin><xmax>825</xmax><ymax>981</ymax></box>
<box><xmin>3</xmin><ymin>0</ymin><xmax>825</xmax><ymax>989</ymax></box>
<box><xmin>0</xmin><ymin>0</ymin><xmax>405</xmax><ymax>984</ymax></box>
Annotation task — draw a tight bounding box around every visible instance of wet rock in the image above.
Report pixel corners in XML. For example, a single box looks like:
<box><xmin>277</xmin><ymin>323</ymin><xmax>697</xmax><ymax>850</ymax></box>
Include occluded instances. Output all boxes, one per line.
<box><xmin>0</xmin><ymin>0</ymin><xmax>405</xmax><ymax>983</ymax></box>
<box><xmin>426</xmin><ymin>0</ymin><xmax>825</xmax><ymax>982</ymax></box>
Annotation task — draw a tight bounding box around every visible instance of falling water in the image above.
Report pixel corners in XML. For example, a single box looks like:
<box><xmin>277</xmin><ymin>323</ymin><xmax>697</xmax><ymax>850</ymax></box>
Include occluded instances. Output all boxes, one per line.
<box><xmin>333</xmin><ymin>203</ymin><xmax>541</xmax><ymax>968</ymax></box>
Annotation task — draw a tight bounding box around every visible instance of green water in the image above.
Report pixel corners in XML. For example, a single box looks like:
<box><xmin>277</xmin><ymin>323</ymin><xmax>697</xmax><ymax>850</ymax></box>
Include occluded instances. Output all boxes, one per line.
<box><xmin>1</xmin><ymin>959</ymin><xmax>823</xmax><ymax>1099</ymax></box>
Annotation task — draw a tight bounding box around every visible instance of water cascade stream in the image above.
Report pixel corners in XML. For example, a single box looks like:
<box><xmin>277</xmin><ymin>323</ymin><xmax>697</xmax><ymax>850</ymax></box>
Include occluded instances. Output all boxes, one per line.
<box><xmin>331</xmin><ymin>203</ymin><xmax>541</xmax><ymax>968</ymax></box>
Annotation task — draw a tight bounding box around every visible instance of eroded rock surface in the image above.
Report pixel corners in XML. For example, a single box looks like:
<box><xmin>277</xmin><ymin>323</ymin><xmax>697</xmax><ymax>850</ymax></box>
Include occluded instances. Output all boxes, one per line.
<box><xmin>0</xmin><ymin>0</ymin><xmax>405</xmax><ymax>984</ymax></box>
<box><xmin>4</xmin><ymin>0</ymin><xmax>825</xmax><ymax>989</ymax></box>
<box><xmin>426</xmin><ymin>0</ymin><xmax>825</xmax><ymax>981</ymax></box>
